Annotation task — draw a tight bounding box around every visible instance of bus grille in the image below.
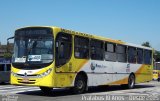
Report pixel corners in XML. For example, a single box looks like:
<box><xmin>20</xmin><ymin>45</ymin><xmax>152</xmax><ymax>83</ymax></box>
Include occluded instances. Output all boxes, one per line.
<box><xmin>16</xmin><ymin>74</ymin><xmax>38</xmax><ymax>78</ymax></box>
<box><xmin>17</xmin><ymin>79</ymin><xmax>36</xmax><ymax>84</ymax></box>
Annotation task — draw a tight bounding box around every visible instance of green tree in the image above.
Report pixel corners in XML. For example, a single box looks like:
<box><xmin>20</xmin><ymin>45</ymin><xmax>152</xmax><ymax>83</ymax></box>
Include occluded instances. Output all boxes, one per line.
<box><xmin>154</xmin><ymin>51</ymin><xmax>160</xmax><ymax>62</ymax></box>
<box><xmin>141</xmin><ymin>42</ymin><xmax>160</xmax><ymax>62</ymax></box>
<box><xmin>3</xmin><ymin>52</ymin><xmax>12</xmax><ymax>59</ymax></box>
<box><xmin>141</xmin><ymin>41</ymin><xmax>151</xmax><ymax>47</ymax></box>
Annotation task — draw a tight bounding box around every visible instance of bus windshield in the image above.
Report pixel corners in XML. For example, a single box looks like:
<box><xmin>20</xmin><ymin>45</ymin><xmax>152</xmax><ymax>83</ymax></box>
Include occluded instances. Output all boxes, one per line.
<box><xmin>12</xmin><ymin>28</ymin><xmax>54</xmax><ymax>69</ymax></box>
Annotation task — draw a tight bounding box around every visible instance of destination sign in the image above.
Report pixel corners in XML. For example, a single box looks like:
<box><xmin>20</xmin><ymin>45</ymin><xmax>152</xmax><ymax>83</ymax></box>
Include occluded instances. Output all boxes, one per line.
<box><xmin>15</xmin><ymin>28</ymin><xmax>52</xmax><ymax>36</ymax></box>
<box><xmin>17</xmin><ymin>29</ymin><xmax>48</xmax><ymax>35</ymax></box>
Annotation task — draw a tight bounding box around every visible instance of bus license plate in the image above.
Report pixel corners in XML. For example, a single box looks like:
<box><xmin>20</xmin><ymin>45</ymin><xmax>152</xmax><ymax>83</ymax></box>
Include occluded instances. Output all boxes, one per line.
<box><xmin>22</xmin><ymin>78</ymin><xmax>29</xmax><ymax>82</ymax></box>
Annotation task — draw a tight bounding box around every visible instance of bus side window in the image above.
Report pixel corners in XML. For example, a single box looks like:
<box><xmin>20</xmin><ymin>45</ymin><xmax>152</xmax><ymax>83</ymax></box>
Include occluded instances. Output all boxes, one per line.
<box><xmin>137</xmin><ymin>48</ymin><xmax>143</xmax><ymax>64</ymax></box>
<box><xmin>144</xmin><ymin>50</ymin><xmax>152</xmax><ymax>65</ymax></box>
<box><xmin>74</xmin><ymin>36</ymin><xmax>89</xmax><ymax>59</ymax></box>
<box><xmin>90</xmin><ymin>39</ymin><xmax>104</xmax><ymax>60</ymax></box>
<box><xmin>128</xmin><ymin>47</ymin><xmax>137</xmax><ymax>63</ymax></box>
<box><xmin>55</xmin><ymin>32</ymin><xmax>72</xmax><ymax>67</ymax></box>
<box><xmin>116</xmin><ymin>45</ymin><xmax>127</xmax><ymax>62</ymax></box>
<box><xmin>105</xmin><ymin>42</ymin><xmax>116</xmax><ymax>61</ymax></box>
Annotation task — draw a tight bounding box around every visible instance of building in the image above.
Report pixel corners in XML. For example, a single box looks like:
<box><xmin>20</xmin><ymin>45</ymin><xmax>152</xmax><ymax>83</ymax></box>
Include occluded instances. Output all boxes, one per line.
<box><xmin>0</xmin><ymin>42</ymin><xmax>14</xmax><ymax>65</ymax></box>
<box><xmin>0</xmin><ymin>42</ymin><xmax>14</xmax><ymax>58</ymax></box>
<box><xmin>0</xmin><ymin>42</ymin><xmax>13</xmax><ymax>83</ymax></box>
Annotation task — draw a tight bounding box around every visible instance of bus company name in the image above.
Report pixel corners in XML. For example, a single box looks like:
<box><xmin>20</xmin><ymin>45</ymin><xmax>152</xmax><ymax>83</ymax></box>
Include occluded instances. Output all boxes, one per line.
<box><xmin>91</xmin><ymin>62</ymin><xmax>107</xmax><ymax>70</ymax></box>
<box><xmin>61</xmin><ymin>28</ymin><xmax>93</xmax><ymax>38</ymax></box>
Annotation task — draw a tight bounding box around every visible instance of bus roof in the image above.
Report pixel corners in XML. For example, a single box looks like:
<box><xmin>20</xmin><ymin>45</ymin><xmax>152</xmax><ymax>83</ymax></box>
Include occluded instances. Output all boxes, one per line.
<box><xmin>126</xmin><ymin>43</ymin><xmax>153</xmax><ymax>50</ymax></box>
<box><xmin>57</xmin><ymin>27</ymin><xmax>153</xmax><ymax>50</ymax></box>
<box><xmin>16</xmin><ymin>26</ymin><xmax>153</xmax><ymax>50</ymax></box>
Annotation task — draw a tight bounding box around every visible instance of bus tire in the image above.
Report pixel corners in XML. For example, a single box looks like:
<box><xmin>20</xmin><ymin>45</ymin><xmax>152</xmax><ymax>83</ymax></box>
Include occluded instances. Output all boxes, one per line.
<box><xmin>121</xmin><ymin>74</ymin><xmax>135</xmax><ymax>89</ymax></box>
<box><xmin>128</xmin><ymin>74</ymin><xmax>135</xmax><ymax>89</ymax></box>
<box><xmin>72</xmin><ymin>74</ymin><xmax>87</xmax><ymax>94</ymax></box>
<box><xmin>40</xmin><ymin>87</ymin><xmax>53</xmax><ymax>94</ymax></box>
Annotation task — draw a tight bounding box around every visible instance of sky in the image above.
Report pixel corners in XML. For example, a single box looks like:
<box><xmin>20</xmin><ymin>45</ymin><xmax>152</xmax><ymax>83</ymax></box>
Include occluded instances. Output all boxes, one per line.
<box><xmin>0</xmin><ymin>0</ymin><xmax>160</xmax><ymax>50</ymax></box>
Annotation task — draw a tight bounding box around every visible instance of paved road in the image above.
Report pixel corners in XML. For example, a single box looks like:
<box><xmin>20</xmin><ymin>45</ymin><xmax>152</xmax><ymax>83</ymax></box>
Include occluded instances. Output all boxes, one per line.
<box><xmin>0</xmin><ymin>81</ymin><xmax>160</xmax><ymax>101</ymax></box>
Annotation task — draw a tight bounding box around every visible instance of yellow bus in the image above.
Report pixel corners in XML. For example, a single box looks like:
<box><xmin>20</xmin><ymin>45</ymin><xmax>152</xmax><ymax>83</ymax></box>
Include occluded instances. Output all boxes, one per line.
<box><xmin>153</xmin><ymin>62</ymin><xmax>160</xmax><ymax>81</ymax></box>
<box><xmin>153</xmin><ymin>70</ymin><xmax>159</xmax><ymax>80</ymax></box>
<box><xmin>10</xmin><ymin>26</ymin><xmax>153</xmax><ymax>94</ymax></box>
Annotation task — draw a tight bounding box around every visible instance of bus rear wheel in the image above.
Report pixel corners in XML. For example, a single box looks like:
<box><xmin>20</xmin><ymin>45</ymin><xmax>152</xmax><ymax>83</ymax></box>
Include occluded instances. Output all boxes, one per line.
<box><xmin>72</xmin><ymin>75</ymin><xmax>87</xmax><ymax>94</ymax></box>
<box><xmin>40</xmin><ymin>87</ymin><xmax>53</xmax><ymax>94</ymax></box>
<box><xmin>128</xmin><ymin>74</ymin><xmax>135</xmax><ymax>89</ymax></box>
<box><xmin>121</xmin><ymin>74</ymin><xmax>135</xmax><ymax>89</ymax></box>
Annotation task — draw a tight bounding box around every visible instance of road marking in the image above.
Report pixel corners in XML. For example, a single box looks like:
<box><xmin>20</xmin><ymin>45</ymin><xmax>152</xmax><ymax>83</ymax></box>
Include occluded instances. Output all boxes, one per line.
<box><xmin>0</xmin><ymin>85</ymin><xmax>40</xmax><ymax>94</ymax></box>
<box><xmin>7</xmin><ymin>88</ymin><xmax>41</xmax><ymax>94</ymax></box>
<box><xmin>0</xmin><ymin>85</ymin><xmax>61</xmax><ymax>95</ymax></box>
<box><xmin>0</xmin><ymin>85</ymin><xmax>27</xmax><ymax>90</ymax></box>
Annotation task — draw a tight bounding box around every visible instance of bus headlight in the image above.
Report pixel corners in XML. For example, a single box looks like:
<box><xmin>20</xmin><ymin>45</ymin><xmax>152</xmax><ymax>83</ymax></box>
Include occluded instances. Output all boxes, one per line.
<box><xmin>37</xmin><ymin>68</ymin><xmax>52</xmax><ymax>78</ymax></box>
<box><xmin>11</xmin><ymin>71</ymin><xmax>17</xmax><ymax>77</ymax></box>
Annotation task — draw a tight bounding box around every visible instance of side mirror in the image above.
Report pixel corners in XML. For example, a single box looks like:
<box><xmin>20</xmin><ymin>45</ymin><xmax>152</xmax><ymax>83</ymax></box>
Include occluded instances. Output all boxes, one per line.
<box><xmin>7</xmin><ymin>36</ymin><xmax>14</xmax><ymax>54</ymax></box>
<box><xmin>7</xmin><ymin>36</ymin><xmax>14</xmax><ymax>43</ymax></box>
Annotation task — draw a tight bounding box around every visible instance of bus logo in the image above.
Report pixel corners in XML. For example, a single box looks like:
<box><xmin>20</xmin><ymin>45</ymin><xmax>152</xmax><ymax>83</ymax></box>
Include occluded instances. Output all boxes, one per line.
<box><xmin>24</xmin><ymin>72</ymin><xmax>27</xmax><ymax>77</ymax></box>
<box><xmin>126</xmin><ymin>64</ymin><xmax>130</xmax><ymax>72</ymax></box>
<box><xmin>91</xmin><ymin>63</ymin><xmax>96</xmax><ymax>71</ymax></box>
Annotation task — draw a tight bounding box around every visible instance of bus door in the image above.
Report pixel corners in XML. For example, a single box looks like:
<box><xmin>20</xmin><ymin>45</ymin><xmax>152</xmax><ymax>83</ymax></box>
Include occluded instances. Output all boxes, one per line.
<box><xmin>55</xmin><ymin>32</ymin><xmax>72</xmax><ymax>73</ymax></box>
<box><xmin>54</xmin><ymin>32</ymin><xmax>73</xmax><ymax>86</ymax></box>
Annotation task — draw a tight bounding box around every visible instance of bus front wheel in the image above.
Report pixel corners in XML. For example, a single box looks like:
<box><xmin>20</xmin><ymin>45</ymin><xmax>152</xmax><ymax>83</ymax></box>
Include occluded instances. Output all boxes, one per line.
<box><xmin>40</xmin><ymin>87</ymin><xmax>53</xmax><ymax>94</ymax></box>
<box><xmin>72</xmin><ymin>74</ymin><xmax>87</xmax><ymax>94</ymax></box>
